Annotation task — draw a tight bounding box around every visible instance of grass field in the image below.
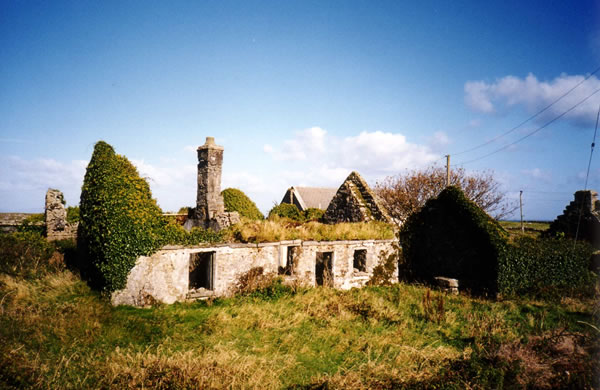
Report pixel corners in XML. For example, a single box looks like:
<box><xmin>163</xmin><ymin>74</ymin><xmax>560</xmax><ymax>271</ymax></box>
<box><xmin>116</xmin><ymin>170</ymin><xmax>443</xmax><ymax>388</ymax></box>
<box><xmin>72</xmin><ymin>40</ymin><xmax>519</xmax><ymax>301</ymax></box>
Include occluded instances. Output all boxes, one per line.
<box><xmin>1</xmin><ymin>271</ymin><xmax>598</xmax><ymax>389</ymax></box>
<box><xmin>499</xmin><ymin>220</ymin><xmax>551</xmax><ymax>240</ymax></box>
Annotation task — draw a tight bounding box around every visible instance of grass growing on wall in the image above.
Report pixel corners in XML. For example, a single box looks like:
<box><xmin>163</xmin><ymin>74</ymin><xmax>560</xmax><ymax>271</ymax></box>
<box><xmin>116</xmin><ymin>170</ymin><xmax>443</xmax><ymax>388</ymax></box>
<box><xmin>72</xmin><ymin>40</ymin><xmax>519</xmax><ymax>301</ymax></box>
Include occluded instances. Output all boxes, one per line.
<box><xmin>227</xmin><ymin>217</ymin><xmax>395</xmax><ymax>243</ymax></box>
<box><xmin>0</xmin><ymin>271</ymin><xmax>598</xmax><ymax>389</ymax></box>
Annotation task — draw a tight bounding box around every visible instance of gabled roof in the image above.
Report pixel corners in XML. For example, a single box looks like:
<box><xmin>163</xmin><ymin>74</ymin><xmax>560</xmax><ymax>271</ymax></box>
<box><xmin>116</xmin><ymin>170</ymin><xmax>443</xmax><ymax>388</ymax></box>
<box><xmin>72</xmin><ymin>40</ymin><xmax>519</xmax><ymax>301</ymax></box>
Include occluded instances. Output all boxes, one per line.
<box><xmin>281</xmin><ymin>186</ymin><xmax>337</xmax><ymax>211</ymax></box>
<box><xmin>324</xmin><ymin>171</ymin><xmax>391</xmax><ymax>223</ymax></box>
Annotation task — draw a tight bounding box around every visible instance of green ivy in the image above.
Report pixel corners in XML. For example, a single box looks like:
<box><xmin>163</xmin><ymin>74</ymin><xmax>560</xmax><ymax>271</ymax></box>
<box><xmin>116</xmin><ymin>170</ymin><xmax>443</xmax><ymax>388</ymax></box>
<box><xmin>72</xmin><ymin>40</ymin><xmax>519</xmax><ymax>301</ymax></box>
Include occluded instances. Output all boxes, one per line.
<box><xmin>499</xmin><ymin>236</ymin><xmax>595</xmax><ymax>297</ymax></box>
<box><xmin>399</xmin><ymin>186</ymin><xmax>509</xmax><ymax>295</ymax></box>
<box><xmin>222</xmin><ymin>188</ymin><xmax>264</xmax><ymax>220</ymax></box>
<box><xmin>79</xmin><ymin>141</ymin><xmax>226</xmax><ymax>293</ymax></box>
<box><xmin>79</xmin><ymin>141</ymin><xmax>166</xmax><ymax>292</ymax></box>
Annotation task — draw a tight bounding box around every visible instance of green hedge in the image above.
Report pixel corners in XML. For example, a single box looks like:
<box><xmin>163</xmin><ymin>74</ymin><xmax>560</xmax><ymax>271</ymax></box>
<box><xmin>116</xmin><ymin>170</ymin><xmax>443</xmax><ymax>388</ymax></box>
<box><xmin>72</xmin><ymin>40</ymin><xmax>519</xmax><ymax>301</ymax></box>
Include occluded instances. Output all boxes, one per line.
<box><xmin>499</xmin><ymin>236</ymin><xmax>595</xmax><ymax>296</ymax></box>
<box><xmin>399</xmin><ymin>186</ymin><xmax>509</xmax><ymax>295</ymax></box>
<box><xmin>222</xmin><ymin>188</ymin><xmax>264</xmax><ymax>220</ymax></box>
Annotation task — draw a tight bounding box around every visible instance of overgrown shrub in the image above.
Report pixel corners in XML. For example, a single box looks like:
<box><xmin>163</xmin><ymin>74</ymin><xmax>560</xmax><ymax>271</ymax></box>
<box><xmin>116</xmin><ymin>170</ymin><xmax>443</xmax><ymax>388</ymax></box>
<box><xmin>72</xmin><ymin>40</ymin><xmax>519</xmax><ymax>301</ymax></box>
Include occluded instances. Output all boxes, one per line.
<box><xmin>231</xmin><ymin>267</ymin><xmax>292</xmax><ymax>300</ymax></box>
<box><xmin>0</xmin><ymin>231</ymin><xmax>61</xmax><ymax>278</ymax></box>
<box><xmin>222</xmin><ymin>188</ymin><xmax>264</xmax><ymax>220</ymax></box>
<box><xmin>66</xmin><ymin>206</ymin><xmax>80</xmax><ymax>223</ymax></box>
<box><xmin>302</xmin><ymin>208</ymin><xmax>325</xmax><ymax>222</ymax></box>
<box><xmin>79</xmin><ymin>141</ymin><xmax>167</xmax><ymax>292</ymax></box>
<box><xmin>268</xmin><ymin>203</ymin><xmax>302</xmax><ymax>220</ymax></box>
<box><xmin>399</xmin><ymin>186</ymin><xmax>509</xmax><ymax>295</ymax></box>
<box><xmin>499</xmin><ymin>236</ymin><xmax>596</xmax><ymax>297</ymax></box>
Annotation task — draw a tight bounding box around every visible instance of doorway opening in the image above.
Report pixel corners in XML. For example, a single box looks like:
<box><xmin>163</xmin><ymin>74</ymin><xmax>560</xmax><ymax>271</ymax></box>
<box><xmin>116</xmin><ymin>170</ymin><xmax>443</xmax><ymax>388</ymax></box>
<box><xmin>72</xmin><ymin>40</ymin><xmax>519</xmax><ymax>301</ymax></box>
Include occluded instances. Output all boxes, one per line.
<box><xmin>315</xmin><ymin>251</ymin><xmax>333</xmax><ymax>287</ymax></box>
<box><xmin>189</xmin><ymin>252</ymin><xmax>215</xmax><ymax>290</ymax></box>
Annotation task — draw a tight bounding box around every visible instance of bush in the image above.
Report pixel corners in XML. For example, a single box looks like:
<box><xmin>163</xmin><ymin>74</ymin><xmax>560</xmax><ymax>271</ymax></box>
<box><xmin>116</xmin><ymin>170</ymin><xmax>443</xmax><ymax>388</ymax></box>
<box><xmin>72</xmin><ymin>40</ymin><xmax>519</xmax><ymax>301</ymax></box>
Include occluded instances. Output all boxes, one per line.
<box><xmin>231</xmin><ymin>267</ymin><xmax>293</xmax><ymax>300</ymax></box>
<box><xmin>399</xmin><ymin>186</ymin><xmax>509</xmax><ymax>295</ymax></box>
<box><xmin>79</xmin><ymin>141</ymin><xmax>167</xmax><ymax>292</ymax></box>
<box><xmin>222</xmin><ymin>188</ymin><xmax>264</xmax><ymax>220</ymax></box>
<box><xmin>66</xmin><ymin>206</ymin><xmax>80</xmax><ymax>223</ymax></box>
<box><xmin>17</xmin><ymin>213</ymin><xmax>45</xmax><ymax>235</ymax></box>
<box><xmin>268</xmin><ymin>203</ymin><xmax>302</xmax><ymax>220</ymax></box>
<box><xmin>302</xmin><ymin>208</ymin><xmax>325</xmax><ymax>222</ymax></box>
<box><xmin>499</xmin><ymin>236</ymin><xmax>596</xmax><ymax>297</ymax></box>
<box><xmin>0</xmin><ymin>231</ymin><xmax>61</xmax><ymax>278</ymax></box>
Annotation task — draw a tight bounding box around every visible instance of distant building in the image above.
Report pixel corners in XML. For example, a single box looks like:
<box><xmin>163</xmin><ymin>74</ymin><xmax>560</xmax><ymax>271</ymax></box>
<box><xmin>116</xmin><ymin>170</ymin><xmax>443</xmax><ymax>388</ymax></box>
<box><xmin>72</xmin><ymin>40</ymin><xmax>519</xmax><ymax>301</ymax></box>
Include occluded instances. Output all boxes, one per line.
<box><xmin>280</xmin><ymin>186</ymin><xmax>337</xmax><ymax>211</ymax></box>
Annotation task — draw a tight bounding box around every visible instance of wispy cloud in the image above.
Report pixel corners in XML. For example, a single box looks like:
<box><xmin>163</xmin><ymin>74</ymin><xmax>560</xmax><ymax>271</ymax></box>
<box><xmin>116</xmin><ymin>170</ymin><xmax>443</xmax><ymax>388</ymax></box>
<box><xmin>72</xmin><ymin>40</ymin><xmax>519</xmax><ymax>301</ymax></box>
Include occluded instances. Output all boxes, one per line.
<box><xmin>464</xmin><ymin>73</ymin><xmax>600</xmax><ymax>127</ymax></box>
<box><xmin>264</xmin><ymin>127</ymin><xmax>440</xmax><ymax>185</ymax></box>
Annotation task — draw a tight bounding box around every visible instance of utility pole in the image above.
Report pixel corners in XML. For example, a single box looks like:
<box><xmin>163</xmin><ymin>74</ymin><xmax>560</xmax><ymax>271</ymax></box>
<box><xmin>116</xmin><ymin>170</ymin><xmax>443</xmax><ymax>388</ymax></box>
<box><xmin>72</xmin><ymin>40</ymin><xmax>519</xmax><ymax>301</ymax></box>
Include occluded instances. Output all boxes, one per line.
<box><xmin>519</xmin><ymin>190</ymin><xmax>524</xmax><ymax>234</ymax></box>
<box><xmin>445</xmin><ymin>155</ymin><xmax>450</xmax><ymax>187</ymax></box>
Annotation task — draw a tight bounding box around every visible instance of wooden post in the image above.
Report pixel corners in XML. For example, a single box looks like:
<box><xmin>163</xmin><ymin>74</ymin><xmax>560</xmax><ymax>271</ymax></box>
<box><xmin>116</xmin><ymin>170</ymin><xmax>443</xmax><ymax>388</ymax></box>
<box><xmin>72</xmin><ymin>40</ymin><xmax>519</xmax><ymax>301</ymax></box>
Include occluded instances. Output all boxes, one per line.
<box><xmin>446</xmin><ymin>155</ymin><xmax>450</xmax><ymax>187</ymax></box>
<box><xmin>519</xmin><ymin>190</ymin><xmax>524</xmax><ymax>233</ymax></box>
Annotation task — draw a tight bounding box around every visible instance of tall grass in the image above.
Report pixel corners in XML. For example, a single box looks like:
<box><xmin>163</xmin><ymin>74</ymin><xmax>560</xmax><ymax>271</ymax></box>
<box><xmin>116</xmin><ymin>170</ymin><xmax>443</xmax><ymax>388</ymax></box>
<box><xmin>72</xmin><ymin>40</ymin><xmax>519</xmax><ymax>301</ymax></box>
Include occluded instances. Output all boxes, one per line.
<box><xmin>1</xmin><ymin>271</ymin><xmax>598</xmax><ymax>389</ymax></box>
<box><xmin>227</xmin><ymin>217</ymin><xmax>395</xmax><ymax>243</ymax></box>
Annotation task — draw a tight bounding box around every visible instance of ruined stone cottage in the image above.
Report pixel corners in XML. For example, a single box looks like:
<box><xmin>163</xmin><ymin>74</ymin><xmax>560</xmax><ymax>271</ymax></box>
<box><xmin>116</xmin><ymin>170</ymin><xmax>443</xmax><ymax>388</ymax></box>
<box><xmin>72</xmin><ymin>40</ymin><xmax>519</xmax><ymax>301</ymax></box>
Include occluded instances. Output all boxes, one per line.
<box><xmin>546</xmin><ymin>190</ymin><xmax>600</xmax><ymax>249</ymax></box>
<box><xmin>112</xmin><ymin>137</ymin><xmax>396</xmax><ymax>306</ymax></box>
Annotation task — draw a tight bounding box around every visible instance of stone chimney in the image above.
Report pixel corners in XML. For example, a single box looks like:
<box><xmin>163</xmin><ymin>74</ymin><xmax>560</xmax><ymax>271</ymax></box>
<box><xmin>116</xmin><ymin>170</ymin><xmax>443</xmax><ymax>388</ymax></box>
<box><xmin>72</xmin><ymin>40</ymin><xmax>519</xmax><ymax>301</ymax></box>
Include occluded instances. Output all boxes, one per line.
<box><xmin>196</xmin><ymin>137</ymin><xmax>225</xmax><ymax>221</ymax></box>
<box><xmin>185</xmin><ymin>137</ymin><xmax>239</xmax><ymax>231</ymax></box>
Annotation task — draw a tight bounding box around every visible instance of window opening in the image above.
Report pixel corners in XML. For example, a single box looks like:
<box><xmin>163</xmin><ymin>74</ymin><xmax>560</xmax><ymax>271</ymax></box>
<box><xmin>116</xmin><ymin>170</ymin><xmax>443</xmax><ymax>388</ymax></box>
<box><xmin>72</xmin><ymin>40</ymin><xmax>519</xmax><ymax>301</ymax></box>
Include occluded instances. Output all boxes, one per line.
<box><xmin>279</xmin><ymin>246</ymin><xmax>298</xmax><ymax>276</ymax></box>
<box><xmin>353</xmin><ymin>249</ymin><xmax>367</xmax><ymax>273</ymax></box>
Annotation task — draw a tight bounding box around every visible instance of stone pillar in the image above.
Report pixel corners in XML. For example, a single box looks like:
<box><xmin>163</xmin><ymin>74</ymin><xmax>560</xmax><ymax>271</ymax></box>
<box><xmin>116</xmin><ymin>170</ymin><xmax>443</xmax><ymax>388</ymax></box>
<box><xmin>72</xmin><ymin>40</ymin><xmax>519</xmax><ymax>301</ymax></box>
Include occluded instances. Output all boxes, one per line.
<box><xmin>196</xmin><ymin>137</ymin><xmax>225</xmax><ymax>221</ymax></box>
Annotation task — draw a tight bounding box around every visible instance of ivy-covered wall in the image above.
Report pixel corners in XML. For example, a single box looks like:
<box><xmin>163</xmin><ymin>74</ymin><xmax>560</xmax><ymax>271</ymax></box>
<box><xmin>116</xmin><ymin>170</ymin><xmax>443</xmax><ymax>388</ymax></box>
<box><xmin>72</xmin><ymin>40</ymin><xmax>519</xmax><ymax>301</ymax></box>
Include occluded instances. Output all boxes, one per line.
<box><xmin>79</xmin><ymin>141</ymin><xmax>167</xmax><ymax>292</ymax></box>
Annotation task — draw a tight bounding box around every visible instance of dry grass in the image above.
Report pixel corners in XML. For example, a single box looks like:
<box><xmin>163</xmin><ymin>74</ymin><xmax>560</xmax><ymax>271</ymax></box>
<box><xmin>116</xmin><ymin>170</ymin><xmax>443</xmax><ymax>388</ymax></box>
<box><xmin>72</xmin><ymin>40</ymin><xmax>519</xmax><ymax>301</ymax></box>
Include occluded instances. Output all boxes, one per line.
<box><xmin>1</xmin><ymin>271</ymin><xmax>598</xmax><ymax>389</ymax></box>
<box><xmin>226</xmin><ymin>217</ymin><xmax>395</xmax><ymax>243</ymax></box>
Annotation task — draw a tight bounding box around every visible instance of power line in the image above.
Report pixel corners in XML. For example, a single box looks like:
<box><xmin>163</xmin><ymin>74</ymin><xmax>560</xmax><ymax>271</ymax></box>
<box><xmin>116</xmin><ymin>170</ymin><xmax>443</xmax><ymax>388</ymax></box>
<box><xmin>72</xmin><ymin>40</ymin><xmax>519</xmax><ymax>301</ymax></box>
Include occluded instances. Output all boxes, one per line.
<box><xmin>574</xmin><ymin>102</ymin><xmax>599</xmax><ymax>244</ymax></box>
<box><xmin>452</xmin><ymin>65</ymin><xmax>600</xmax><ymax>157</ymax></box>
<box><xmin>454</xmin><ymin>87</ymin><xmax>600</xmax><ymax>166</ymax></box>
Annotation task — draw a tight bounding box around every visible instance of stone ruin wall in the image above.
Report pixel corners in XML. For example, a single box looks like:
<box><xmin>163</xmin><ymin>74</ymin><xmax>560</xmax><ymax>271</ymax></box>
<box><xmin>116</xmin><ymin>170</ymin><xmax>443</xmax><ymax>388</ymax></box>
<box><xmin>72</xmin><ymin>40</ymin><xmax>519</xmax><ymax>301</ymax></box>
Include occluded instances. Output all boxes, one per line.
<box><xmin>111</xmin><ymin>239</ymin><xmax>397</xmax><ymax>306</ymax></box>
<box><xmin>324</xmin><ymin>171</ymin><xmax>391</xmax><ymax>224</ymax></box>
<box><xmin>547</xmin><ymin>190</ymin><xmax>600</xmax><ymax>249</ymax></box>
<box><xmin>45</xmin><ymin>189</ymin><xmax>78</xmax><ymax>241</ymax></box>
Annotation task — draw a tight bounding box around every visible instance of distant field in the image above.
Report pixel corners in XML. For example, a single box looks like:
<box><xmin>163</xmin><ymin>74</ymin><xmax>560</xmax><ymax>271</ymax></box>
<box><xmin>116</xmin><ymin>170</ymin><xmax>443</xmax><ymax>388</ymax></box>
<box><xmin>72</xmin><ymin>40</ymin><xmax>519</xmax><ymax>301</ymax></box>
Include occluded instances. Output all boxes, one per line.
<box><xmin>499</xmin><ymin>220</ymin><xmax>550</xmax><ymax>239</ymax></box>
<box><xmin>1</xmin><ymin>271</ymin><xmax>597</xmax><ymax>389</ymax></box>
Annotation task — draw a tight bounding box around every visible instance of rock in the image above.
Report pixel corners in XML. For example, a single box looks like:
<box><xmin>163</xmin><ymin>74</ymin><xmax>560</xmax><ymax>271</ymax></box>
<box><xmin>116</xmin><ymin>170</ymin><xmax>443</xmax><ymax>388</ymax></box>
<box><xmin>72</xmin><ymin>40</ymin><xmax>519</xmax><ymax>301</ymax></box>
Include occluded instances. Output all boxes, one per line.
<box><xmin>434</xmin><ymin>276</ymin><xmax>459</xmax><ymax>294</ymax></box>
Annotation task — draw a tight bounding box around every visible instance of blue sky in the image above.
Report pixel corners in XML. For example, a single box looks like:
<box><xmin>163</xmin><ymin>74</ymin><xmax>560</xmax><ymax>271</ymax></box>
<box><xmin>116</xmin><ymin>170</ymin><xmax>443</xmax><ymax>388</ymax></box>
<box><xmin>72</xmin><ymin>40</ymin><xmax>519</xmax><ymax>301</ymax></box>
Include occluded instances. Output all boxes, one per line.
<box><xmin>1</xmin><ymin>1</ymin><xmax>599</xmax><ymax>220</ymax></box>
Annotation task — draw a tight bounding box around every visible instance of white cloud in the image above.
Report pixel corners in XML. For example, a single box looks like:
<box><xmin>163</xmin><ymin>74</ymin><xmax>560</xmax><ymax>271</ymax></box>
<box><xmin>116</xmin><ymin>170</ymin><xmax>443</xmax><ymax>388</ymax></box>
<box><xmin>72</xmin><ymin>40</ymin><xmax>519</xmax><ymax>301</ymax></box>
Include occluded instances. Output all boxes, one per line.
<box><xmin>522</xmin><ymin>168</ymin><xmax>551</xmax><ymax>182</ymax></box>
<box><xmin>263</xmin><ymin>128</ymin><xmax>440</xmax><ymax>187</ymax></box>
<box><xmin>427</xmin><ymin>131</ymin><xmax>451</xmax><ymax>152</ymax></box>
<box><xmin>0</xmin><ymin>156</ymin><xmax>87</xmax><ymax>211</ymax></box>
<box><xmin>464</xmin><ymin>73</ymin><xmax>600</xmax><ymax>127</ymax></box>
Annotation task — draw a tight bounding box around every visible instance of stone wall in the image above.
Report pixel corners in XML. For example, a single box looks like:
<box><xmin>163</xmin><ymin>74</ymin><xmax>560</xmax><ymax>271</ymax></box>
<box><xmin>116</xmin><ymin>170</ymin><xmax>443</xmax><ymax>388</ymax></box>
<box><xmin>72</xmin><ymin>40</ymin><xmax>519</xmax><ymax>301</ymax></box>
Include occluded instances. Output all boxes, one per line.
<box><xmin>111</xmin><ymin>239</ymin><xmax>397</xmax><ymax>306</ymax></box>
<box><xmin>547</xmin><ymin>190</ymin><xmax>600</xmax><ymax>249</ymax></box>
<box><xmin>324</xmin><ymin>171</ymin><xmax>391</xmax><ymax>224</ymax></box>
<box><xmin>45</xmin><ymin>189</ymin><xmax>77</xmax><ymax>241</ymax></box>
<box><xmin>0</xmin><ymin>213</ymin><xmax>38</xmax><ymax>233</ymax></box>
